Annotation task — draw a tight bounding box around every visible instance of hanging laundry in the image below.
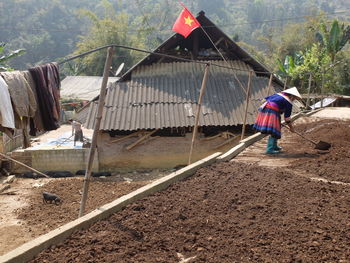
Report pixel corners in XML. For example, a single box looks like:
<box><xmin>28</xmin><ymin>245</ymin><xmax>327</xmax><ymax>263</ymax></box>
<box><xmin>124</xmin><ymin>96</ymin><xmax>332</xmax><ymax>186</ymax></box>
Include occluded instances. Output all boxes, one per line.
<box><xmin>44</xmin><ymin>63</ymin><xmax>61</xmax><ymax>121</ymax></box>
<box><xmin>0</xmin><ymin>71</ymin><xmax>36</xmax><ymax>122</ymax></box>
<box><xmin>28</xmin><ymin>63</ymin><xmax>60</xmax><ymax>132</ymax></box>
<box><xmin>0</xmin><ymin>62</ymin><xmax>61</xmax><ymax>150</ymax></box>
<box><xmin>22</xmin><ymin>71</ymin><xmax>45</xmax><ymax>134</ymax></box>
<box><xmin>0</xmin><ymin>76</ymin><xmax>15</xmax><ymax>137</ymax></box>
<box><xmin>0</xmin><ymin>71</ymin><xmax>37</xmax><ymax>148</ymax></box>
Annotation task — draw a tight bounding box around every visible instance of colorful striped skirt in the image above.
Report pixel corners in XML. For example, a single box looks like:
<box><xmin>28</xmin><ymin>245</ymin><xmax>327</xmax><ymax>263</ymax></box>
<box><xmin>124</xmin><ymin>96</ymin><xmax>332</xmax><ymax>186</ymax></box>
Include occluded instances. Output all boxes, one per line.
<box><xmin>253</xmin><ymin>102</ymin><xmax>282</xmax><ymax>139</ymax></box>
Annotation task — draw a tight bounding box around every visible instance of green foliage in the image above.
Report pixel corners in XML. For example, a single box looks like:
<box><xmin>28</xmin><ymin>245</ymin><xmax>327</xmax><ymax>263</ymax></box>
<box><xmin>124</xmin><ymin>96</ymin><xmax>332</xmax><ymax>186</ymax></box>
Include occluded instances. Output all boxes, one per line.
<box><xmin>73</xmin><ymin>0</ymin><xmax>145</xmax><ymax>76</ymax></box>
<box><xmin>316</xmin><ymin>20</ymin><xmax>350</xmax><ymax>62</ymax></box>
<box><xmin>236</xmin><ymin>41</ymin><xmax>269</xmax><ymax>67</ymax></box>
<box><xmin>1</xmin><ymin>0</ymin><xmax>350</xmax><ymax>96</ymax></box>
<box><xmin>291</xmin><ymin>44</ymin><xmax>330</xmax><ymax>92</ymax></box>
<box><xmin>60</xmin><ymin>62</ymin><xmax>86</xmax><ymax>78</ymax></box>
<box><xmin>0</xmin><ymin>43</ymin><xmax>25</xmax><ymax>71</ymax></box>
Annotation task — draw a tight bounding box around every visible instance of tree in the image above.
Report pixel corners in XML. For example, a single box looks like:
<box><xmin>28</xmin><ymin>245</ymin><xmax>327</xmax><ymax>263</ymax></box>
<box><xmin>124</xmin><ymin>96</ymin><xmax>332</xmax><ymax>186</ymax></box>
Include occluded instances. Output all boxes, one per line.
<box><xmin>292</xmin><ymin>44</ymin><xmax>332</xmax><ymax>93</ymax></box>
<box><xmin>0</xmin><ymin>43</ymin><xmax>25</xmax><ymax>71</ymax></box>
<box><xmin>316</xmin><ymin>20</ymin><xmax>350</xmax><ymax>62</ymax></box>
<box><xmin>276</xmin><ymin>53</ymin><xmax>304</xmax><ymax>88</ymax></box>
<box><xmin>73</xmin><ymin>0</ymin><xmax>145</xmax><ymax>76</ymax></box>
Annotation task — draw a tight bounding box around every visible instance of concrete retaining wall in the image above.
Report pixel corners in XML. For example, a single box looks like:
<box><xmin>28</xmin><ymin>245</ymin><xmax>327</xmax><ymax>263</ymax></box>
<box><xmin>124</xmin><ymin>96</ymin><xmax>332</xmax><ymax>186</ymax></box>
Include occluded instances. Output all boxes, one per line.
<box><xmin>97</xmin><ymin>132</ymin><xmax>241</xmax><ymax>172</ymax></box>
<box><xmin>29</xmin><ymin>149</ymin><xmax>99</xmax><ymax>173</ymax></box>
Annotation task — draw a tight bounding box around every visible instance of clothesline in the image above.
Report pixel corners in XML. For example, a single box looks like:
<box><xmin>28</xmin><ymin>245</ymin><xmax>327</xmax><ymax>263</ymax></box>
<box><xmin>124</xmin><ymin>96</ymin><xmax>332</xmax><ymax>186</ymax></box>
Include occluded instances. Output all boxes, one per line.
<box><xmin>0</xmin><ymin>63</ymin><xmax>61</xmax><ymax>148</ymax></box>
<box><xmin>58</xmin><ymin>44</ymin><xmax>275</xmax><ymax>75</ymax></box>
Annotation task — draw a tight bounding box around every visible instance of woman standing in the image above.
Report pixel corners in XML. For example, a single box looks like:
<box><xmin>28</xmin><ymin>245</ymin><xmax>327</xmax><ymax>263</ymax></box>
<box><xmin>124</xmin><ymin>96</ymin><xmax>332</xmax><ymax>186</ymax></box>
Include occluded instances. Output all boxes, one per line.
<box><xmin>253</xmin><ymin>87</ymin><xmax>302</xmax><ymax>154</ymax></box>
<box><xmin>69</xmin><ymin>119</ymin><xmax>84</xmax><ymax>146</ymax></box>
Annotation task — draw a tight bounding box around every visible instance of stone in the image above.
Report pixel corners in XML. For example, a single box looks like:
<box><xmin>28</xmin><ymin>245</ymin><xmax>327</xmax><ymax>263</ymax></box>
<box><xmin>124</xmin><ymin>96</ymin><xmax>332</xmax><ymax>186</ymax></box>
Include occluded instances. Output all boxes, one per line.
<box><xmin>2</xmin><ymin>175</ymin><xmax>15</xmax><ymax>184</ymax></box>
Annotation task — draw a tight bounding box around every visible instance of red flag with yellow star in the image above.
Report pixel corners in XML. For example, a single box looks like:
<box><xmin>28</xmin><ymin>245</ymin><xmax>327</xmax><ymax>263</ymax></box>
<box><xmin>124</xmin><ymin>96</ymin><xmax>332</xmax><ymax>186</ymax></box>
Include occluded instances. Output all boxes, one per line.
<box><xmin>172</xmin><ymin>5</ymin><xmax>200</xmax><ymax>38</ymax></box>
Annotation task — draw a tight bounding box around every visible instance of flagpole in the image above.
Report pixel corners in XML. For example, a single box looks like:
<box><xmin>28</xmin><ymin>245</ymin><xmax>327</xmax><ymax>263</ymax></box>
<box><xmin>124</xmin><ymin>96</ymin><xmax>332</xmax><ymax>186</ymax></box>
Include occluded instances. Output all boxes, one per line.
<box><xmin>179</xmin><ymin>1</ymin><xmax>186</xmax><ymax>8</ymax></box>
<box><xmin>199</xmin><ymin>26</ymin><xmax>247</xmax><ymax>95</ymax></box>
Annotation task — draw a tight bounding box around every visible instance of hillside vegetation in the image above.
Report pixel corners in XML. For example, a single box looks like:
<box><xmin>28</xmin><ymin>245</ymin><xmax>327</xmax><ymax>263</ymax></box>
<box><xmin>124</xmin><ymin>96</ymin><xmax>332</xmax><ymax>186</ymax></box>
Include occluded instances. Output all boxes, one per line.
<box><xmin>1</xmin><ymin>0</ymin><xmax>349</xmax><ymax>93</ymax></box>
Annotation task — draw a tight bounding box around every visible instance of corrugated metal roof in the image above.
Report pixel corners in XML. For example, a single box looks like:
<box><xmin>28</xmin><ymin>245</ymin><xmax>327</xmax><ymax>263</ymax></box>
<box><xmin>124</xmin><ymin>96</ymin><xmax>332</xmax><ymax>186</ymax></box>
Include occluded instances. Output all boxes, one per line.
<box><xmin>310</xmin><ymin>97</ymin><xmax>337</xmax><ymax>109</ymax></box>
<box><xmin>85</xmin><ymin>61</ymin><xmax>286</xmax><ymax>131</ymax></box>
<box><xmin>60</xmin><ymin>76</ymin><xmax>119</xmax><ymax>101</ymax></box>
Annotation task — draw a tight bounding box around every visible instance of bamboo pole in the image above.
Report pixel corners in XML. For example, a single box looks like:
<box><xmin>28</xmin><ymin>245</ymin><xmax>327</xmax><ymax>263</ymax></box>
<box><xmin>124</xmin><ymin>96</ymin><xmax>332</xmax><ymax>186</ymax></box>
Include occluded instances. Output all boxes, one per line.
<box><xmin>0</xmin><ymin>152</ymin><xmax>49</xmax><ymax>178</ymax></box>
<box><xmin>188</xmin><ymin>64</ymin><xmax>210</xmax><ymax>165</ymax></box>
<box><xmin>79</xmin><ymin>47</ymin><xmax>114</xmax><ymax>217</ymax></box>
<box><xmin>266</xmin><ymin>73</ymin><xmax>273</xmax><ymax>97</ymax></box>
<box><xmin>320</xmin><ymin>71</ymin><xmax>325</xmax><ymax>108</ymax></box>
<box><xmin>240</xmin><ymin>71</ymin><xmax>253</xmax><ymax>141</ymax></box>
<box><xmin>306</xmin><ymin>73</ymin><xmax>312</xmax><ymax>109</ymax></box>
<box><xmin>283</xmin><ymin>77</ymin><xmax>288</xmax><ymax>90</ymax></box>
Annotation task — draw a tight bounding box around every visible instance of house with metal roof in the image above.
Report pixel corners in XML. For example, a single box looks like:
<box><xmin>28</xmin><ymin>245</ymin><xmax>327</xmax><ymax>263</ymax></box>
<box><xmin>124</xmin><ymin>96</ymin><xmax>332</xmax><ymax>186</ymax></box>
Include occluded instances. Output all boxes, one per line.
<box><xmin>61</xmin><ymin>76</ymin><xmax>119</xmax><ymax>101</ymax></box>
<box><xmin>59</xmin><ymin>76</ymin><xmax>119</xmax><ymax>123</ymax></box>
<box><xmin>84</xmin><ymin>11</ymin><xmax>301</xmax><ymax>171</ymax></box>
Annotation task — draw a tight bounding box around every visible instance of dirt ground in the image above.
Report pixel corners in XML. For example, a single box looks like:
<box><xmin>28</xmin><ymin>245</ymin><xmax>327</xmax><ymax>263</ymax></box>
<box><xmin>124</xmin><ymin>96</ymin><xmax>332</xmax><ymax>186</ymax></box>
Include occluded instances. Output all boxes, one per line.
<box><xmin>287</xmin><ymin>118</ymin><xmax>350</xmax><ymax>183</ymax></box>
<box><xmin>0</xmin><ymin>171</ymin><xmax>167</xmax><ymax>255</ymax></box>
<box><xmin>25</xmin><ymin>115</ymin><xmax>350</xmax><ymax>262</ymax></box>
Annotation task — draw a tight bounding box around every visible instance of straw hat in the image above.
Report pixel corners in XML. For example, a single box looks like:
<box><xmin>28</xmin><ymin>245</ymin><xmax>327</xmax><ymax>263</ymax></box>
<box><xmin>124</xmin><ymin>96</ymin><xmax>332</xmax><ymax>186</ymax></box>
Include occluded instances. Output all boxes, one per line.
<box><xmin>283</xmin><ymin>87</ymin><xmax>302</xmax><ymax>99</ymax></box>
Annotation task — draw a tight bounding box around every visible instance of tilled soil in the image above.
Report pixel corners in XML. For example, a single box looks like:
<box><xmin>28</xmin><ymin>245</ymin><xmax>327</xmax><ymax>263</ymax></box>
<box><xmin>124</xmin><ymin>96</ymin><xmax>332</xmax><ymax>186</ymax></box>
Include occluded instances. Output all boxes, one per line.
<box><xmin>29</xmin><ymin>119</ymin><xmax>350</xmax><ymax>263</ymax></box>
<box><xmin>286</xmin><ymin>119</ymin><xmax>350</xmax><ymax>182</ymax></box>
<box><xmin>16</xmin><ymin>178</ymin><xmax>149</xmax><ymax>238</ymax></box>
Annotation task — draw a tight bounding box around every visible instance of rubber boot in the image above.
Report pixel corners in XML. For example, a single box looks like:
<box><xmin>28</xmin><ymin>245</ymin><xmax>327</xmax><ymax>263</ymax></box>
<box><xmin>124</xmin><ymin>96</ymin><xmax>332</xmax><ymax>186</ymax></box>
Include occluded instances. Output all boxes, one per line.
<box><xmin>273</xmin><ymin>138</ymin><xmax>282</xmax><ymax>151</ymax></box>
<box><xmin>266</xmin><ymin>136</ymin><xmax>280</xmax><ymax>154</ymax></box>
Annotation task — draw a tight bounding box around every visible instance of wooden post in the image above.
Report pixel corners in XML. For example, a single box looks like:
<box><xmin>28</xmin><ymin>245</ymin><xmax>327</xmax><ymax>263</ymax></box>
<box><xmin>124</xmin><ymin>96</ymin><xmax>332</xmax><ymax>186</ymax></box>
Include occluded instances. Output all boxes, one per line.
<box><xmin>266</xmin><ymin>73</ymin><xmax>273</xmax><ymax>97</ymax></box>
<box><xmin>283</xmin><ymin>77</ymin><xmax>288</xmax><ymax>90</ymax></box>
<box><xmin>79</xmin><ymin>47</ymin><xmax>114</xmax><ymax>217</ymax></box>
<box><xmin>188</xmin><ymin>64</ymin><xmax>210</xmax><ymax>165</ymax></box>
<box><xmin>306</xmin><ymin>73</ymin><xmax>312</xmax><ymax>109</ymax></box>
<box><xmin>0</xmin><ymin>152</ymin><xmax>49</xmax><ymax>178</ymax></box>
<box><xmin>240</xmin><ymin>71</ymin><xmax>253</xmax><ymax>141</ymax></box>
<box><xmin>320</xmin><ymin>71</ymin><xmax>324</xmax><ymax>108</ymax></box>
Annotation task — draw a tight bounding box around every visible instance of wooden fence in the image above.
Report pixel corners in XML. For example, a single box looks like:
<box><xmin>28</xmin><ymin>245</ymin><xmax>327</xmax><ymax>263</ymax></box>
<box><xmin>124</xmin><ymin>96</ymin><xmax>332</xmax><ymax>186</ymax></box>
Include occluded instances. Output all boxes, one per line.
<box><xmin>0</xmin><ymin>130</ymin><xmax>23</xmax><ymax>154</ymax></box>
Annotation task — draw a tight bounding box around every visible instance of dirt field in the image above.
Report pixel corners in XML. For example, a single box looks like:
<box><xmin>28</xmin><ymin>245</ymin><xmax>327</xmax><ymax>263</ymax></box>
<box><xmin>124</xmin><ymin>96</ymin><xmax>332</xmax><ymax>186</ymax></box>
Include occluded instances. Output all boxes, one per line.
<box><xmin>0</xmin><ymin>171</ymin><xmax>166</xmax><ymax>255</ymax></box>
<box><xmin>25</xmin><ymin>116</ymin><xmax>350</xmax><ymax>262</ymax></box>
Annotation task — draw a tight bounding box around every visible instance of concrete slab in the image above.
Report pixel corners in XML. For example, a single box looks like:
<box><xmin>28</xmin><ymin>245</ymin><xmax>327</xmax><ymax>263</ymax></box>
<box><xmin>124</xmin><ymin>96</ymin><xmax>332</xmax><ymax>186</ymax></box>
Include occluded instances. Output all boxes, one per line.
<box><xmin>310</xmin><ymin>107</ymin><xmax>350</xmax><ymax>120</ymax></box>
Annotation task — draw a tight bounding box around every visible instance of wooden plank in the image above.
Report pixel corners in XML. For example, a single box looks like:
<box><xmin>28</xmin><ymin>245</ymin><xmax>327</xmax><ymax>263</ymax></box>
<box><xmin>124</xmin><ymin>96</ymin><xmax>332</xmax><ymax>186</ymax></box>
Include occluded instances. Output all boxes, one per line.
<box><xmin>214</xmin><ymin>135</ymin><xmax>238</xmax><ymax>149</ymax></box>
<box><xmin>111</xmin><ymin>130</ymin><xmax>143</xmax><ymax>143</ymax></box>
<box><xmin>0</xmin><ymin>152</ymin><xmax>49</xmax><ymax>178</ymax></box>
<box><xmin>126</xmin><ymin>129</ymin><xmax>159</xmax><ymax>150</ymax></box>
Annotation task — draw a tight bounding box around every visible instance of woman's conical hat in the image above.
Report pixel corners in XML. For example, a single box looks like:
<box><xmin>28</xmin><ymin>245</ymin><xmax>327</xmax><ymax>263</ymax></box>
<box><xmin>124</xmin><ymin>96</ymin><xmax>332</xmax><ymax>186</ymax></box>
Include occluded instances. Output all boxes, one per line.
<box><xmin>283</xmin><ymin>87</ymin><xmax>302</xmax><ymax>99</ymax></box>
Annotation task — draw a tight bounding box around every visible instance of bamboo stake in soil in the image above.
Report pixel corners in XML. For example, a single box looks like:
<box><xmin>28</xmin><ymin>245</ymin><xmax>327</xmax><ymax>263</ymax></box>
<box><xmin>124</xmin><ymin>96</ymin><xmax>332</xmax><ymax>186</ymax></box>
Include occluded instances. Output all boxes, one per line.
<box><xmin>79</xmin><ymin>47</ymin><xmax>115</xmax><ymax>217</ymax></box>
<box><xmin>188</xmin><ymin>63</ymin><xmax>210</xmax><ymax>165</ymax></box>
<box><xmin>0</xmin><ymin>152</ymin><xmax>49</xmax><ymax>178</ymax></box>
<box><xmin>240</xmin><ymin>71</ymin><xmax>253</xmax><ymax>141</ymax></box>
<box><xmin>306</xmin><ymin>73</ymin><xmax>312</xmax><ymax>109</ymax></box>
